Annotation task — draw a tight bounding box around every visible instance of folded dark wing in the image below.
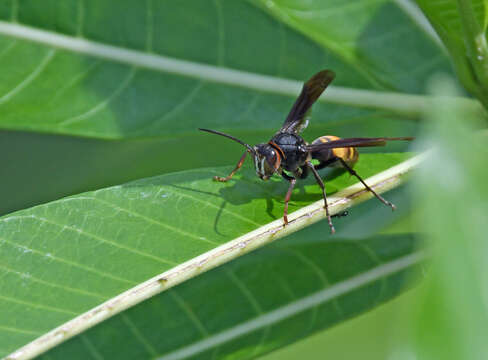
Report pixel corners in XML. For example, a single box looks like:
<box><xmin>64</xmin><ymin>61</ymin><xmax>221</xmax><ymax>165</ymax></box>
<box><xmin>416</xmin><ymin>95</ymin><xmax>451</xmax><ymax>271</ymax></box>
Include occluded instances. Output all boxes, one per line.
<box><xmin>279</xmin><ymin>70</ymin><xmax>335</xmax><ymax>134</ymax></box>
<box><xmin>306</xmin><ymin>137</ymin><xmax>414</xmax><ymax>151</ymax></box>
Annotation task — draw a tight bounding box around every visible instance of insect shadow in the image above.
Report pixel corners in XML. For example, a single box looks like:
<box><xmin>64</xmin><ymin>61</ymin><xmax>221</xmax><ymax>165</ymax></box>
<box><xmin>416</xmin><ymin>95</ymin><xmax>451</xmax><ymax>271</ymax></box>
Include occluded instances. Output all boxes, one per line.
<box><xmin>170</xmin><ymin>167</ymin><xmax>347</xmax><ymax>236</ymax></box>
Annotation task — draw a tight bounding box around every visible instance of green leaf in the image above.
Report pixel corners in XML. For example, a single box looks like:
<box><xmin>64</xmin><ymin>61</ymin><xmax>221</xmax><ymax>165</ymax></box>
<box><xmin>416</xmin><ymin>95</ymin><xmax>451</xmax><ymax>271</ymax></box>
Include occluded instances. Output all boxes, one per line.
<box><xmin>0</xmin><ymin>0</ymin><xmax>458</xmax><ymax>139</ymax></box>
<box><xmin>406</xmin><ymin>77</ymin><xmax>488</xmax><ymax>359</ymax></box>
<box><xmin>252</xmin><ymin>0</ymin><xmax>447</xmax><ymax>92</ymax></box>
<box><xmin>0</xmin><ymin>153</ymin><xmax>418</xmax><ymax>359</ymax></box>
<box><xmin>0</xmin><ymin>1</ymin><xmax>468</xmax><ymax>358</ymax></box>
<box><xmin>40</xmin><ymin>233</ymin><xmax>421</xmax><ymax>360</ymax></box>
<box><xmin>415</xmin><ymin>0</ymin><xmax>488</xmax><ymax>106</ymax></box>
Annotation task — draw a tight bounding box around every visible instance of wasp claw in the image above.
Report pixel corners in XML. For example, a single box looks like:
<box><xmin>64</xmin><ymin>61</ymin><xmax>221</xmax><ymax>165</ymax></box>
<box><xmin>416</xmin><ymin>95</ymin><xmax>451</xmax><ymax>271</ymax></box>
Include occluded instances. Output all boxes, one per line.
<box><xmin>213</xmin><ymin>176</ymin><xmax>227</xmax><ymax>182</ymax></box>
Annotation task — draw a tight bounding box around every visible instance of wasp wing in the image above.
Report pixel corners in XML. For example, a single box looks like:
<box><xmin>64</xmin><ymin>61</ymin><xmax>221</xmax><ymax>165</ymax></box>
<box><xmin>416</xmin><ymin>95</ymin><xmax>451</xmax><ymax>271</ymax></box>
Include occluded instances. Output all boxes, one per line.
<box><xmin>279</xmin><ymin>70</ymin><xmax>335</xmax><ymax>134</ymax></box>
<box><xmin>306</xmin><ymin>137</ymin><xmax>414</xmax><ymax>151</ymax></box>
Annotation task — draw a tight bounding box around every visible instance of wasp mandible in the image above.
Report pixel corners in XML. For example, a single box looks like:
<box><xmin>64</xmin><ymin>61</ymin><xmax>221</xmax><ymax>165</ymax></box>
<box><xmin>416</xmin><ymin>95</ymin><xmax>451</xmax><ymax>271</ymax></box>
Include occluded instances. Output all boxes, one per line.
<box><xmin>200</xmin><ymin>70</ymin><xmax>413</xmax><ymax>233</ymax></box>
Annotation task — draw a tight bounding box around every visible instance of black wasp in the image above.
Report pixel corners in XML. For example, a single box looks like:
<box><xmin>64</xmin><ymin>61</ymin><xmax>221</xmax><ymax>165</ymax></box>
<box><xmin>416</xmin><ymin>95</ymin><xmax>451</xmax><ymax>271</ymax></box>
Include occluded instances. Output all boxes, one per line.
<box><xmin>200</xmin><ymin>70</ymin><xmax>413</xmax><ymax>233</ymax></box>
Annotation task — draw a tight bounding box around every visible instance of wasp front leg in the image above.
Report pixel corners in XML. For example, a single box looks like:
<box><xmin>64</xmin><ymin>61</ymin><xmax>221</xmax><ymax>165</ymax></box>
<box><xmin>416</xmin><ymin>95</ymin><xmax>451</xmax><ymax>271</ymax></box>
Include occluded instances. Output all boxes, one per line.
<box><xmin>213</xmin><ymin>151</ymin><xmax>248</xmax><ymax>182</ymax></box>
<box><xmin>281</xmin><ymin>172</ymin><xmax>297</xmax><ymax>225</ymax></box>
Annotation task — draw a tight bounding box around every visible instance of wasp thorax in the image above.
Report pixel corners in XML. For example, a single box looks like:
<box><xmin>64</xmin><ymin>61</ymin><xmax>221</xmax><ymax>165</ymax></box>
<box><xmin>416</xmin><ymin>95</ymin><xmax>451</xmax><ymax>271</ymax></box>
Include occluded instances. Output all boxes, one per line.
<box><xmin>253</xmin><ymin>144</ymin><xmax>281</xmax><ymax>180</ymax></box>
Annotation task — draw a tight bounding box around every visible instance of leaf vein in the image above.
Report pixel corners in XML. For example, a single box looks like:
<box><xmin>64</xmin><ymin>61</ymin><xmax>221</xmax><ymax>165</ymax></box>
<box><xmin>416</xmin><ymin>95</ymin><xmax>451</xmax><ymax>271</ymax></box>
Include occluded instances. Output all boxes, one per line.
<box><xmin>280</xmin><ymin>247</ymin><xmax>344</xmax><ymax>330</ymax></box>
<box><xmin>5</xmin><ymin>214</ymin><xmax>178</xmax><ymax>266</ymax></box>
<box><xmin>163</xmin><ymin>187</ymin><xmax>262</xmax><ymax>227</ymax></box>
<box><xmin>61</xmin><ymin>195</ymin><xmax>220</xmax><ymax>246</ymax></box>
<box><xmin>0</xmin><ymin>294</ymin><xmax>77</xmax><ymax>315</ymax></box>
<box><xmin>0</xmin><ymin>263</ymin><xmax>106</xmax><ymax>300</ymax></box>
<box><xmin>0</xmin><ymin>235</ymin><xmax>136</xmax><ymax>286</ymax></box>
<box><xmin>80</xmin><ymin>335</ymin><xmax>105</xmax><ymax>360</ymax></box>
<box><xmin>60</xmin><ymin>66</ymin><xmax>137</xmax><ymax>127</ymax></box>
<box><xmin>0</xmin><ymin>325</ymin><xmax>42</xmax><ymax>336</ymax></box>
<box><xmin>169</xmin><ymin>290</ymin><xmax>209</xmax><ymax>337</ymax></box>
<box><xmin>0</xmin><ymin>39</ymin><xmax>17</xmax><ymax>59</ymax></box>
<box><xmin>225</xmin><ymin>269</ymin><xmax>272</xmax><ymax>357</ymax></box>
<box><xmin>0</xmin><ymin>48</ymin><xmax>56</xmax><ymax>105</ymax></box>
<box><xmin>121</xmin><ymin>314</ymin><xmax>158</xmax><ymax>356</ymax></box>
<box><xmin>136</xmin><ymin>80</ymin><xmax>205</xmax><ymax>134</ymax></box>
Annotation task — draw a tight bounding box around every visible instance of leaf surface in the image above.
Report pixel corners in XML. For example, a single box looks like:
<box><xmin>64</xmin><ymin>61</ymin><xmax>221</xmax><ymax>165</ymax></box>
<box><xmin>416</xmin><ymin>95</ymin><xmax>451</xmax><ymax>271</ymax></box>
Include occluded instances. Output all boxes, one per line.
<box><xmin>0</xmin><ymin>0</ymin><xmax>454</xmax><ymax>139</ymax></box>
<box><xmin>0</xmin><ymin>153</ymin><xmax>419</xmax><ymax>359</ymax></box>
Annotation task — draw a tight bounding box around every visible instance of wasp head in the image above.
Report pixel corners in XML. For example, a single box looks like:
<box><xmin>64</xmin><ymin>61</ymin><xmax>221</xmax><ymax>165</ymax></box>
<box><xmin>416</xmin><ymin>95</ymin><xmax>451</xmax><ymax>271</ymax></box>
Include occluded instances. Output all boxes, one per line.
<box><xmin>253</xmin><ymin>144</ymin><xmax>281</xmax><ymax>181</ymax></box>
<box><xmin>198</xmin><ymin>128</ymin><xmax>282</xmax><ymax>181</ymax></box>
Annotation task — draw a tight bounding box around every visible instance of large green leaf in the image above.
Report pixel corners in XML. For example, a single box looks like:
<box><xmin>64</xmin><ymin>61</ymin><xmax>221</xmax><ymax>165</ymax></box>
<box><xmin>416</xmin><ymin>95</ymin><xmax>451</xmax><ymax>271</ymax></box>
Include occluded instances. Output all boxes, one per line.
<box><xmin>39</xmin><ymin>232</ymin><xmax>421</xmax><ymax>360</ymax></box>
<box><xmin>0</xmin><ymin>0</ymin><xmax>462</xmax><ymax>216</ymax></box>
<box><xmin>0</xmin><ymin>0</ymin><xmax>455</xmax><ymax>138</ymax></box>
<box><xmin>0</xmin><ymin>0</ymin><xmax>465</xmax><ymax>358</ymax></box>
<box><xmin>0</xmin><ymin>153</ymin><xmax>420</xmax><ymax>359</ymax></box>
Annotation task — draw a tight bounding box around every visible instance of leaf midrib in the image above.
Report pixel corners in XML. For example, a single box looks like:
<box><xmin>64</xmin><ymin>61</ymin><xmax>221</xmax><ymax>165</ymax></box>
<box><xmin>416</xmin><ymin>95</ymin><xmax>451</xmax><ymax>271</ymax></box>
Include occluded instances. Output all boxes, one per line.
<box><xmin>0</xmin><ymin>21</ymin><xmax>479</xmax><ymax>124</ymax></box>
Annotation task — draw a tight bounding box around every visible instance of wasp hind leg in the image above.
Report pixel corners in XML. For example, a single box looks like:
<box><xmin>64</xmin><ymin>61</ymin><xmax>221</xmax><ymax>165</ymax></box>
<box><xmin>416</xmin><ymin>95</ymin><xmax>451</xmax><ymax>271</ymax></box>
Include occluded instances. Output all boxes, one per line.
<box><xmin>338</xmin><ymin>158</ymin><xmax>396</xmax><ymax>210</ymax></box>
<box><xmin>305</xmin><ymin>161</ymin><xmax>335</xmax><ymax>234</ymax></box>
<box><xmin>214</xmin><ymin>151</ymin><xmax>248</xmax><ymax>182</ymax></box>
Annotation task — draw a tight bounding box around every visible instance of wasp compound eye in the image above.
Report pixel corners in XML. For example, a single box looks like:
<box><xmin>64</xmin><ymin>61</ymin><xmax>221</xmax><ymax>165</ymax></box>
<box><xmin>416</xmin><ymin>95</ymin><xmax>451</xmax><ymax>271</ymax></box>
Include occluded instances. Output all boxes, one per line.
<box><xmin>253</xmin><ymin>144</ymin><xmax>280</xmax><ymax>179</ymax></box>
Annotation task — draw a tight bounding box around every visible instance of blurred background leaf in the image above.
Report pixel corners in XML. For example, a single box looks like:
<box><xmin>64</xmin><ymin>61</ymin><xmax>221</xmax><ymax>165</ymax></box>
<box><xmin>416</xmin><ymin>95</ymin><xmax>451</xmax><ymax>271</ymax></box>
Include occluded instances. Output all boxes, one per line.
<box><xmin>415</xmin><ymin>0</ymin><xmax>488</xmax><ymax>107</ymax></box>
<box><xmin>0</xmin><ymin>0</ymin><xmax>451</xmax><ymax>137</ymax></box>
<box><xmin>401</xmin><ymin>77</ymin><xmax>488</xmax><ymax>359</ymax></box>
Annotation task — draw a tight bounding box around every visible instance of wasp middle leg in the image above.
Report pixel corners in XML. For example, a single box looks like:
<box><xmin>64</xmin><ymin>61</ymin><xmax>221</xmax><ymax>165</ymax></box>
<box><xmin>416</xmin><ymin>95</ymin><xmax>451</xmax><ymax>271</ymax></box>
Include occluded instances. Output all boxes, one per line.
<box><xmin>305</xmin><ymin>161</ymin><xmax>335</xmax><ymax>234</ymax></box>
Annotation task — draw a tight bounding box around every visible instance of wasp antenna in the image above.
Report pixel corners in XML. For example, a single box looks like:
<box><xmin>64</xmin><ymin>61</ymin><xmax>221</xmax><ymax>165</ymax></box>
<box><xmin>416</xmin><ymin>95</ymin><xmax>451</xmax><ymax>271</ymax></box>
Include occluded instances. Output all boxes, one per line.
<box><xmin>199</xmin><ymin>128</ymin><xmax>256</xmax><ymax>154</ymax></box>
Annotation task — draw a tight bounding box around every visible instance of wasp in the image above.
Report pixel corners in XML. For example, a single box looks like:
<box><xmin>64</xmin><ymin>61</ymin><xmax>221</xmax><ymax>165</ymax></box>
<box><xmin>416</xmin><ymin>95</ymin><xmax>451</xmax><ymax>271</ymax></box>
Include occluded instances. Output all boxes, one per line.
<box><xmin>200</xmin><ymin>70</ymin><xmax>413</xmax><ymax>233</ymax></box>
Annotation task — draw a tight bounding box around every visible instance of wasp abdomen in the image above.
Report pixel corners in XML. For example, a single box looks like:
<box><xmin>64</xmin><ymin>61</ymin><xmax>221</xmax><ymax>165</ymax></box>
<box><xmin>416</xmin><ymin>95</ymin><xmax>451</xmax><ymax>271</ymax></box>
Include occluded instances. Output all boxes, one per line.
<box><xmin>311</xmin><ymin>135</ymin><xmax>359</xmax><ymax>167</ymax></box>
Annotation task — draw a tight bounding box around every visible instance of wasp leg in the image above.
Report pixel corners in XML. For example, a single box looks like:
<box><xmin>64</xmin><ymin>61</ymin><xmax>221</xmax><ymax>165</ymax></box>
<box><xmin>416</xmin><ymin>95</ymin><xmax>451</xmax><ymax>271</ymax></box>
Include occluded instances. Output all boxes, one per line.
<box><xmin>298</xmin><ymin>165</ymin><xmax>309</xmax><ymax>179</ymax></box>
<box><xmin>338</xmin><ymin>158</ymin><xmax>396</xmax><ymax>210</ymax></box>
<box><xmin>306</xmin><ymin>161</ymin><xmax>335</xmax><ymax>234</ymax></box>
<box><xmin>281</xmin><ymin>172</ymin><xmax>297</xmax><ymax>225</ymax></box>
<box><xmin>214</xmin><ymin>151</ymin><xmax>248</xmax><ymax>182</ymax></box>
